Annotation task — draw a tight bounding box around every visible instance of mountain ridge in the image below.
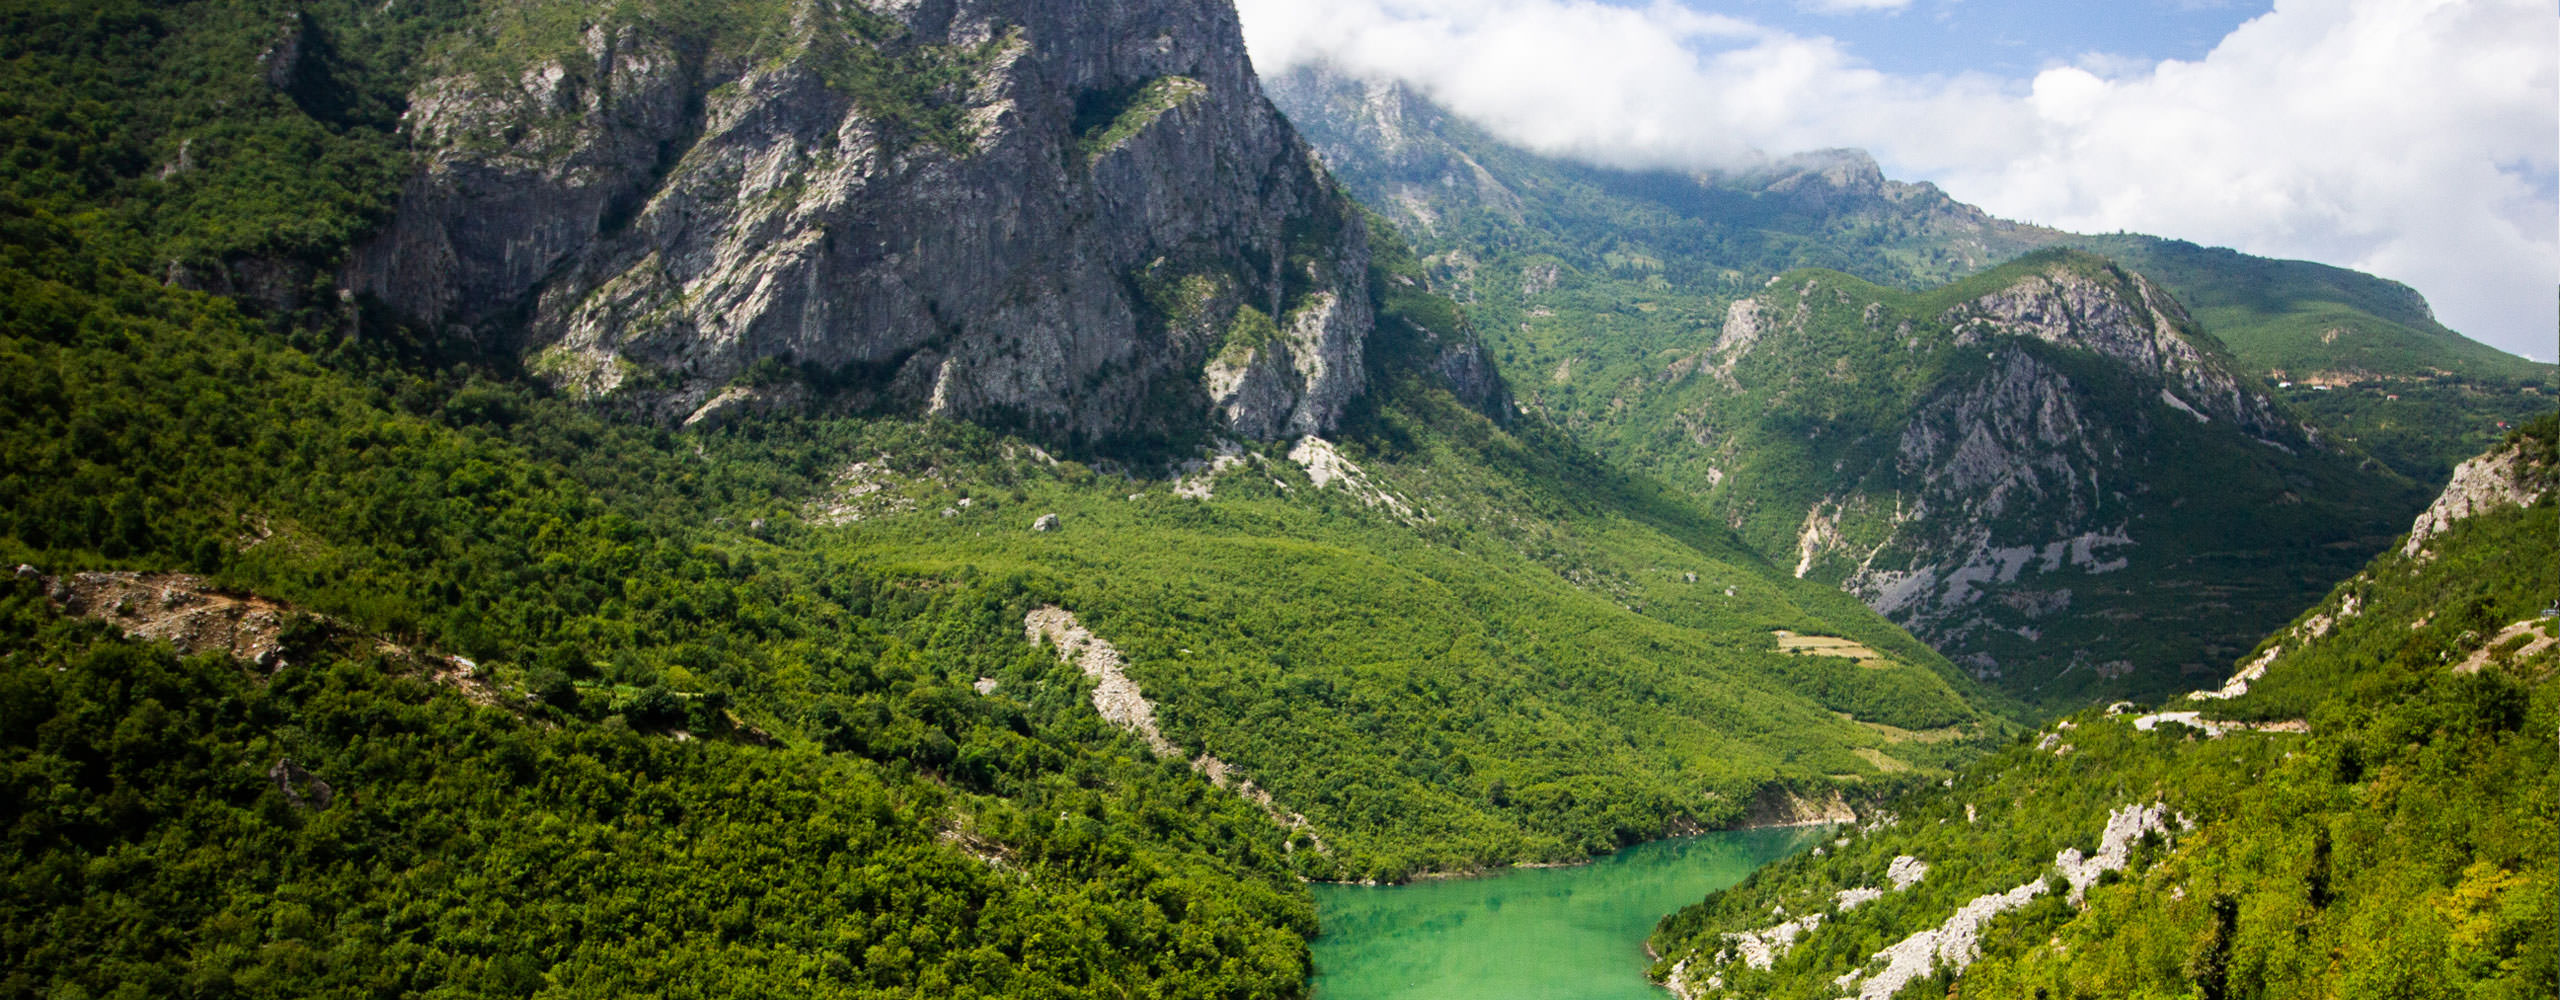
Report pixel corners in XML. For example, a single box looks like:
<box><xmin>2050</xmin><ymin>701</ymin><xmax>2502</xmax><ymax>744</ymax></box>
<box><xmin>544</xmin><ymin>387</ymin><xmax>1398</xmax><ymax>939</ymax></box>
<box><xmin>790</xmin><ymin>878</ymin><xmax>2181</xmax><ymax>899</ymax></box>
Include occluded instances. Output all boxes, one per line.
<box><xmin>1267</xmin><ymin>65</ymin><xmax>2517</xmax><ymax>702</ymax></box>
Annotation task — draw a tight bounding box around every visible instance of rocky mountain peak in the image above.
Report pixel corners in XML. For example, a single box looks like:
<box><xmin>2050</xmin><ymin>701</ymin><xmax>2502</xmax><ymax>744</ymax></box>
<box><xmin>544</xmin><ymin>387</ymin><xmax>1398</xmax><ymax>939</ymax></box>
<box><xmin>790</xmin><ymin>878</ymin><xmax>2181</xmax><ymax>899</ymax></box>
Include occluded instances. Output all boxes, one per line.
<box><xmin>350</xmin><ymin>0</ymin><xmax>1373</xmax><ymax>447</ymax></box>
<box><xmin>1939</xmin><ymin>254</ymin><xmax>2297</xmax><ymax>445</ymax></box>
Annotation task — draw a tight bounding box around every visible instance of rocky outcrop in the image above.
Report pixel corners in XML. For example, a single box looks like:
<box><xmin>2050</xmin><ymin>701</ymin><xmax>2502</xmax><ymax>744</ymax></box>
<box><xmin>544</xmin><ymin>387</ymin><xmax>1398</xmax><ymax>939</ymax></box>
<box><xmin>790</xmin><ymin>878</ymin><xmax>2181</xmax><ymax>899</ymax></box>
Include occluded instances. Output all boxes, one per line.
<box><xmin>352</xmin><ymin>0</ymin><xmax>1372</xmax><ymax>445</ymax></box>
<box><xmin>1672</xmin><ymin>801</ymin><xmax>2172</xmax><ymax>1000</ymax></box>
<box><xmin>268</xmin><ymin>758</ymin><xmax>335</xmax><ymax>810</ymax></box>
<box><xmin>1833</xmin><ymin>855</ymin><xmax>1925</xmax><ymax>912</ymax></box>
<box><xmin>1724</xmin><ymin>913</ymin><xmax>1825</xmax><ymax>971</ymax></box>
<box><xmin>1844</xmin><ymin>342</ymin><xmax>2141</xmax><ymax>652</ymax></box>
<box><xmin>1725</xmin><ymin>255</ymin><xmax>2380</xmax><ymax>696</ymax></box>
<box><xmin>1828</xmin><ymin>803</ymin><xmax>2169</xmax><ymax>1000</ymax></box>
<box><xmin>2403</xmin><ymin>443</ymin><xmax>2548</xmax><ymax>556</ymax></box>
<box><xmin>47</xmin><ymin>571</ymin><xmax>299</xmax><ymax>668</ymax></box>
<box><xmin>1025</xmin><ymin>606</ymin><xmax>1178</xmax><ymax>756</ymax></box>
<box><xmin>1024</xmin><ymin>606</ymin><xmax>1326</xmax><ymax>850</ymax></box>
<box><xmin>1741</xmin><ymin>784</ymin><xmax>1859</xmax><ymax>828</ymax></box>
<box><xmin>44</xmin><ymin>571</ymin><xmax>508</xmax><ymax>707</ymax></box>
<box><xmin>1940</xmin><ymin>262</ymin><xmax>2295</xmax><ymax>445</ymax></box>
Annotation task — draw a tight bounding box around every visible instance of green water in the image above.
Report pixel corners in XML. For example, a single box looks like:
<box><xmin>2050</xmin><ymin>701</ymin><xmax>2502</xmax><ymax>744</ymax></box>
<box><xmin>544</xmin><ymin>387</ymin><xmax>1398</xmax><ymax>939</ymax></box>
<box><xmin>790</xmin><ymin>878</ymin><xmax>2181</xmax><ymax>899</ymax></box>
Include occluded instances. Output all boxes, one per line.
<box><xmin>1310</xmin><ymin>827</ymin><xmax>1825</xmax><ymax>1000</ymax></box>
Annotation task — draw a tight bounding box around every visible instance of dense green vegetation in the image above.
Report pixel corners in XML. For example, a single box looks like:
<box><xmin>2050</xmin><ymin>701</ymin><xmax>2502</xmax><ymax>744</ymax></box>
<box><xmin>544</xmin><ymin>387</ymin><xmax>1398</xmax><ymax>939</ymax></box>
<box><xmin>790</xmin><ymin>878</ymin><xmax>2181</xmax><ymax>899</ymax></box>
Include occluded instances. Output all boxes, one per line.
<box><xmin>1650</xmin><ymin>418</ymin><xmax>2558</xmax><ymax>998</ymax></box>
<box><xmin>0</xmin><ymin>1</ymin><xmax>2035</xmax><ymax>993</ymax></box>
<box><xmin>0</xmin><ymin>577</ymin><xmax>1317</xmax><ymax>999</ymax></box>
<box><xmin>4</xmin><ymin>107</ymin><xmax>1330</xmax><ymax>990</ymax></box>
<box><xmin>1412</xmin><ymin>247</ymin><xmax>2420</xmax><ymax>704</ymax></box>
<box><xmin>1270</xmin><ymin>75</ymin><xmax>2477</xmax><ymax>705</ymax></box>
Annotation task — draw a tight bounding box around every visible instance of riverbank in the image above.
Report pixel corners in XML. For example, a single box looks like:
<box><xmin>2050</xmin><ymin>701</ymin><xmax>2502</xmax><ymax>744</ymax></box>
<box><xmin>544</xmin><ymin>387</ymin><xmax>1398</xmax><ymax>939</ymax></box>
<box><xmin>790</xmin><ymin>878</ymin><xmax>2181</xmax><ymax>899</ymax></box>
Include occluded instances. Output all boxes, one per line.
<box><xmin>1313</xmin><ymin>782</ymin><xmax>1864</xmax><ymax>885</ymax></box>
<box><xmin>1309</xmin><ymin>827</ymin><xmax>1827</xmax><ymax>1000</ymax></box>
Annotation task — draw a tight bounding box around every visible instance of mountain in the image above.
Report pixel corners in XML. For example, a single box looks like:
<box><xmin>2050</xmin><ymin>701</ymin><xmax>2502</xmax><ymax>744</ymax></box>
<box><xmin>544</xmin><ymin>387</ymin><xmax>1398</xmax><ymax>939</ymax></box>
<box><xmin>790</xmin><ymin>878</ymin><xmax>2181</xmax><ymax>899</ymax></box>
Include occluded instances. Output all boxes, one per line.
<box><xmin>326</xmin><ymin>0</ymin><xmax>1384</xmax><ymax>449</ymax></box>
<box><xmin>1655</xmin><ymin>252</ymin><xmax>2422</xmax><ymax>703</ymax></box>
<box><xmin>2051</xmin><ymin>234</ymin><xmax>2556</xmax><ymax>482</ymax></box>
<box><xmin>1267</xmin><ymin>66</ymin><xmax>2491</xmax><ymax>704</ymax></box>
<box><xmin>0</xmin><ymin>1</ymin><xmax>2019</xmax><ymax>993</ymax></box>
<box><xmin>1264</xmin><ymin>63</ymin><xmax>2051</xmax><ymax>297</ymax></box>
<box><xmin>1649</xmin><ymin>414</ymin><xmax>2558</xmax><ymax>999</ymax></box>
<box><xmin>1267</xmin><ymin>66</ymin><xmax>2556</xmax><ymax>484</ymax></box>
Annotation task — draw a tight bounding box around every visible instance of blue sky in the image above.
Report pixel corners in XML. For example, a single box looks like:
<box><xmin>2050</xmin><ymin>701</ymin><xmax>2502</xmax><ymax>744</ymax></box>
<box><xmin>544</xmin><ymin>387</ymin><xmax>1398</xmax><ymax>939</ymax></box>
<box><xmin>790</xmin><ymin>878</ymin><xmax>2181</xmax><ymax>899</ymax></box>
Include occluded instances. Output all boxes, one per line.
<box><xmin>1239</xmin><ymin>0</ymin><xmax>2557</xmax><ymax>361</ymax></box>
<box><xmin>1732</xmin><ymin>0</ymin><xmax>2272</xmax><ymax>77</ymax></box>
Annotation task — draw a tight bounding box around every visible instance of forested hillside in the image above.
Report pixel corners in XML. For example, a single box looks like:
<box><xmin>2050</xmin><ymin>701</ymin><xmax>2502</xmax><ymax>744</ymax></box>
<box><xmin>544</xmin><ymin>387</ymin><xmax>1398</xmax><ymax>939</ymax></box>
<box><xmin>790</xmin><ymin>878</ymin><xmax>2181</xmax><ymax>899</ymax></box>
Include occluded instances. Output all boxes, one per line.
<box><xmin>1263</xmin><ymin>68</ymin><xmax>2550</xmax><ymax>703</ymax></box>
<box><xmin>1586</xmin><ymin>252</ymin><xmax>2423</xmax><ymax>704</ymax></box>
<box><xmin>0</xmin><ymin>2</ymin><xmax>2025</xmax><ymax>994</ymax></box>
<box><xmin>1265</xmin><ymin>70</ymin><xmax>2554</xmax><ymax>480</ymax></box>
<box><xmin>1650</xmin><ymin>416</ymin><xmax>2558</xmax><ymax>999</ymax></box>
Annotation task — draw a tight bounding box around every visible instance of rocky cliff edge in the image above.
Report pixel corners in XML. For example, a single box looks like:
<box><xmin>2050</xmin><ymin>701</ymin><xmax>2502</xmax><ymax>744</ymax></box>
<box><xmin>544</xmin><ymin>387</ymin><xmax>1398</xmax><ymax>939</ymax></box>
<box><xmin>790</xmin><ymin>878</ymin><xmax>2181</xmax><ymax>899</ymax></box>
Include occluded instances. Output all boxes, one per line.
<box><xmin>349</xmin><ymin>0</ymin><xmax>1371</xmax><ymax>446</ymax></box>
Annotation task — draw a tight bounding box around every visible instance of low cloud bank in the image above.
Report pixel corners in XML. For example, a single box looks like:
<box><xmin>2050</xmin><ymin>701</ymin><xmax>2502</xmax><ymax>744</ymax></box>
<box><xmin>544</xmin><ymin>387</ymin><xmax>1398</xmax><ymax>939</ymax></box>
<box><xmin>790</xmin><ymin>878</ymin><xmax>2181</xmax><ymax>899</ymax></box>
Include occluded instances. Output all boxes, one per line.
<box><xmin>1239</xmin><ymin>0</ymin><xmax>2558</xmax><ymax>360</ymax></box>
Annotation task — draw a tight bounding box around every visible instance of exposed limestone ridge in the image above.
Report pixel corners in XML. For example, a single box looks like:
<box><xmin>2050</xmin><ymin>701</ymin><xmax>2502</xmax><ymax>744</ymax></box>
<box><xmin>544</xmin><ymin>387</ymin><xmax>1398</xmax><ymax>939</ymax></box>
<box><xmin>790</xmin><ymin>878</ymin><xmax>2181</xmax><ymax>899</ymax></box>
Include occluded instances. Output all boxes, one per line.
<box><xmin>2052</xmin><ymin>802</ymin><xmax>2170</xmax><ymax>903</ymax></box>
<box><xmin>1834</xmin><ymin>855</ymin><xmax>1926</xmax><ymax>911</ymax></box>
<box><xmin>1024</xmin><ymin>605</ymin><xmax>1178</xmax><ymax>756</ymax></box>
<box><xmin>1286</xmin><ymin>435</ymin><xmax>1422</xmax><ymax>520</ymax></box>
<box><xmin>1941</xmin><ymin>258</ymin><xmax>2296</xmax><ymax>446</ymax></box>
<box><xmin>1023</xmin><ymin>606</ymin><xmax>1326</xmax><ymax>851</ymax></box>
<box><xmin>2191</xmin><ymin>643</ymin><xmax>2286</xmax><ymax>700</ymax></box>
<box><xmin>1672</xmin><ymin>805</ymin><xmax>2173</xmax><ymax>999</ymax></box>
<box><xmin>1828</xmin><ymin>803</ymin><xmax>2171</xmax><ymax>1000</ymax></box>
<box><xmin>1724</xmin><ymin>912</ymin><xmax>1824</xmax><ymax>971</ymax></box>
<box><xmin>1885</xmin><ymin>853</ymin><xmax>1930</xmax><ymax>890</ymax></box>
<box><xmin>353</xmin><ymin>0</ymin><xmax>1373</xmax><ymax>445</ymax></box>
<box><xmin>2403</xmin><ymin>442</ymin><xmax>2548</xmax><ymax>557</ymax></box>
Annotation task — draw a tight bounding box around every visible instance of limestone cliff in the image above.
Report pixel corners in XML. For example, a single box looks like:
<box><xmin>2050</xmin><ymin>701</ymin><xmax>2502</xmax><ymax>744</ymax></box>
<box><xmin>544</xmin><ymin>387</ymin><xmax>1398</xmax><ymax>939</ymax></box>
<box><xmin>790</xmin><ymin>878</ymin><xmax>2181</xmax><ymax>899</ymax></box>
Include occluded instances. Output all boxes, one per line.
<box><xmin>2401</xmin><ymin>439</ymin><xmax>2553</xmax><ymax>557</ymax></box>
<box><xmin>350</xmin><ymin>0</ymin><xmax>1372</xmax><ymax>444</ymax></box>
<box><xmin>1694</xmin><ymin>254</ymin><xmax>2416</xmax><ymax>700</ymax></box>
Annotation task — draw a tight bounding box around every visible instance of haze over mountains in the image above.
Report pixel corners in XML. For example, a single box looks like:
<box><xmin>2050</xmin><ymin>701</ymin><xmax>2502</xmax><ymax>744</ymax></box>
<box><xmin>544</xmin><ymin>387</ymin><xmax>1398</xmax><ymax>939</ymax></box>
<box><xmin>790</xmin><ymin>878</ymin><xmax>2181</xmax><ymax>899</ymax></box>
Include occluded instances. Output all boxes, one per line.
<box><xmin>1267</xmin><ymin>64</ymin><xmax>2552</xmax><ymax>703</ymax></box>
<box><xmin>1233</xmin><ymin>0</ymin><xmax>2560</xmax><ymax>363</ymax></box>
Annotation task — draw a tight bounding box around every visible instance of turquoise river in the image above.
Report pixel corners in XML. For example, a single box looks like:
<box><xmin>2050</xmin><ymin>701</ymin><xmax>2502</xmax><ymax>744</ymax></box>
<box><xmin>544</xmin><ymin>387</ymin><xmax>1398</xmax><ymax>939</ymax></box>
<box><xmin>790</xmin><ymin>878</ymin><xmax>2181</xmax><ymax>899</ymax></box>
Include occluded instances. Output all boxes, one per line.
<box><xmin>1310</xmin><ymin>827</ymin><xmax>1827</xmax><ymax>1000</ymax></box>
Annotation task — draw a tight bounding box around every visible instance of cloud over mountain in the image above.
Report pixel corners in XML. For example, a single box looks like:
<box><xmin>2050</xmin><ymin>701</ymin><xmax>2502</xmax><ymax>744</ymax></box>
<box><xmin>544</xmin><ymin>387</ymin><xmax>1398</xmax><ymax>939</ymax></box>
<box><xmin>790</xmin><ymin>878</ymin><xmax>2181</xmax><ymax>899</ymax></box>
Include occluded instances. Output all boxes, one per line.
<box><xmin>1238</xmin><ymin>0</ymin><xmax>2558</xmax><ymax>360</ymax></box>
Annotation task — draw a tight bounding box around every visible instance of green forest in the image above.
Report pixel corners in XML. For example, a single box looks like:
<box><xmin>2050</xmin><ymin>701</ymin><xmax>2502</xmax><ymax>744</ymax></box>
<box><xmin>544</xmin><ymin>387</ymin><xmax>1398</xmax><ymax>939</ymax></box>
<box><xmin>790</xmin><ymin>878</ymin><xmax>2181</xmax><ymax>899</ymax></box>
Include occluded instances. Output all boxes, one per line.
<box><xmin>0</xmin><ymin>1</ymin><xmax>2027</xmax><ymax>995</ymax></box>
<box><xmin>8</xmin><ymin>1</ymin><xmax>2550</xmax><ymax>997</ymax></box>
<box><xmin>1650</xmin><ymin>416</ymin><xmax>2559</xmax><ymax>999</ymax></box>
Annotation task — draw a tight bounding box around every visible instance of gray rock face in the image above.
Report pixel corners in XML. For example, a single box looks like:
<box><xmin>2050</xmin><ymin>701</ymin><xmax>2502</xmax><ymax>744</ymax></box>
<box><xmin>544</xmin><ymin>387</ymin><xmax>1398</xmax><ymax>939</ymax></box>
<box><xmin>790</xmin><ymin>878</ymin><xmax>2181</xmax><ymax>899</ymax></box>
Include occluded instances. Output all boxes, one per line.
<box><xmin>1717</xmin><ymin>256</ymin><xmax>2393</xmax><ymax>696</ymax></box>
<box><xmin>1262</xmin><ymin>64</ymin><xmax>1527</xmax><ymax>238</ymax></box>
<box><xmin>1941</xmin><ymin>265</ymin><xmax>2295</xmax><ymax>445</ymax></box>
<box><xmin>2403</xmin><ymin>442</ymin><xmax>2550</xmax><ymax>557</ymax></box>
<box><xmin>350</xmin><ymin>0</ymin><xmax>1371</xmax><ymax>445</ymax></box>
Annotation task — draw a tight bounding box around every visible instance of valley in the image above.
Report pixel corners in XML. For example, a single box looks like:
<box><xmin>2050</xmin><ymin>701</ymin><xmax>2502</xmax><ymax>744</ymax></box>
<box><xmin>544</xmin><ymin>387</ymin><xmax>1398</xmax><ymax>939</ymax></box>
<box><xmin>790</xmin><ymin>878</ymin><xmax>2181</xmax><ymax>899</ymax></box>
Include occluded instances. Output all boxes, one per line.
<box><xmin>1266</xmin><ymin>66</ymin><xmax>2552</xmax><ymax>706</ymax></box>
<box><xmin>0</xmin><ymin>1</ymin><xmax>2550</xmax><ymax>998</ymax></box>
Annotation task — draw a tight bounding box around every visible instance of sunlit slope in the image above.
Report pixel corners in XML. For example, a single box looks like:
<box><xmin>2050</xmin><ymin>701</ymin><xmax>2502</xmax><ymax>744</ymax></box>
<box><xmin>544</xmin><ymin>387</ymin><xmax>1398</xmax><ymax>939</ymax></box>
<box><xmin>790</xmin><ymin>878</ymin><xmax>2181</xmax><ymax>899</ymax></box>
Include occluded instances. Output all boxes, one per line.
<box><xmin>796</xmin><ymin>358</ymin><xmax>2007</xmax><ymax>881</ymax></box>
<box><xmin>1650</xmin><ymin>417</ymin><xmax>2558</xmax><ymax>1000</ymax></box>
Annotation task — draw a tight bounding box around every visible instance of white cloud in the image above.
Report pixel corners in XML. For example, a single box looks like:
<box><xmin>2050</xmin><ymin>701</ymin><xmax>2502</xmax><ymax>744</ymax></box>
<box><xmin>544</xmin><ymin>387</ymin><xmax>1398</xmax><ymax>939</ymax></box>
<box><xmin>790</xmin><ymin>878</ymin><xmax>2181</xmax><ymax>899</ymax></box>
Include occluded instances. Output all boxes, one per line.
<box><xmin>1235</xmin><ymin>0</ymin><xmax>2559</xmax><ymax>361</ymax></box>
<box><xmin>1801</xmin><ymin>0</ymin><xmax>1913</xmax><ymax>13</ymax></box>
